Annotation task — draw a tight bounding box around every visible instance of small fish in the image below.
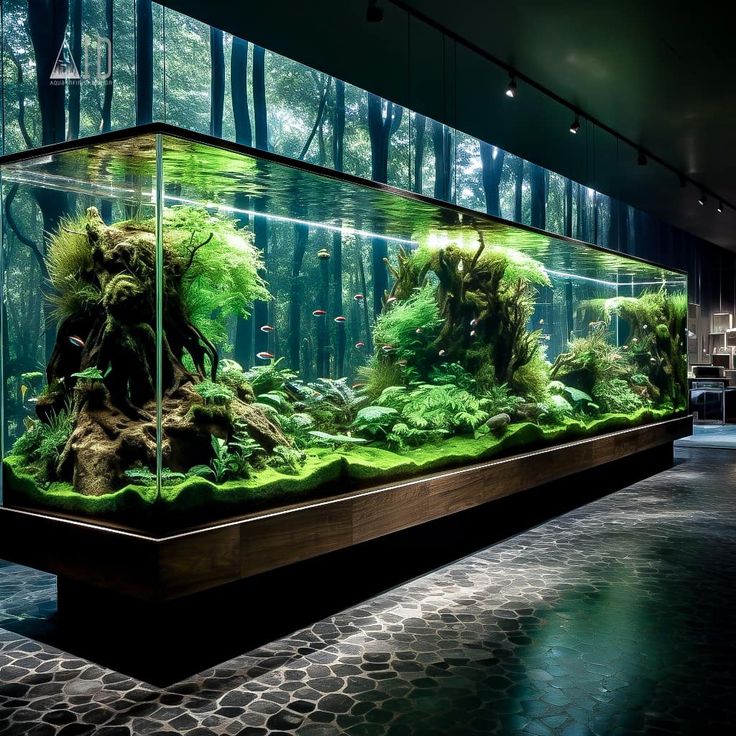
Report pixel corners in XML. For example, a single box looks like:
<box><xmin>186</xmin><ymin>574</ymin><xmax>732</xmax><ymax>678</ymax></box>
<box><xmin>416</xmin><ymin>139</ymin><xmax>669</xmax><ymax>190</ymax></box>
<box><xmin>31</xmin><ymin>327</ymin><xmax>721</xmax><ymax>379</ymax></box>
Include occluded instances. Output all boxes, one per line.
<box><xmin>643</xmin><ymin>324</ymin><xmax>649</xmax><ymax>330</ymax></box>
<box><xmin>438</xmin><ymin>349</ymin><xmax>446</xmax><ymax>357</ymax></box>
<box><xmin>470</xmin><ymin>318</ymin><xmax>478</xmax><ymax>327</ymax></box>
<box><xmin>260</xmin><ymin>325</ymin><xmax>274</xmax><ymax>333</ymax></box>
<box><xmin>386</xmin><ymin>296</ymin><xmax>397</xmax><ymax>304</ymax></box>
<box><xmin>354</xmin><ymin>293</ymin><xmax>364</xmax><ymax>301</ymax></box>
<box><xmin>415</xmin><ymin>327</ymin><xmax>423</xmax><ymax>334</ymax></box>
<box><xmin>382</xmin><ymin>344</ymin><xmax>394</xmax><ymax>353</ymax></box>
<box><xmin>317</xmin><ymin>248</ymin><xmax>331</xmax><ymax>259</ymax></box>
<box><xmin>649</xmin><ymin>357</ymin><xmax>656</xmax><ymax>363</ymax></box>
<box><xmin>470</xmin><ymin>330</ymin><xmax>476</xmax><ymax>337</ymax></box>
<box><xmin>26</xmin><ymin>397</ymin><xmax>40</xmax><ymax>404</ymax></box>
<box><xmin>334</xmin><ymin>316</ymin><xmax>346</xmax><ymax>323</ymax></box>
<box><xmin>632</xmin><ymin>337</ymin><xmax>639</xmax><ymax>343</ymax></box>
<box><xmin>256</xmin><ymin>351</ymin><xmax>274</xmax><ymax>360</ymax></box>
<box><xmin>312</xmin><ymin>309</ymin><xmax>327</xmax><ymax>316</ymax></box>
<box><xmin>457</xmin><ymin>261</ymin><xmax>464</xmax><ymax>272</ymax></box>
<box><xmin>540</xmin><ymin>334</ymin><xmax>551</xmax><ymax>341</ymax></box>
<box><xmin>397</xmin><ymin>359</ymin><xmax>408</xmax><ymax>367</ymax></box>
<box><xmin>539</xmin><ymin>318</ymin><xmax>544</xmax><ymax>325</ymax></box>
<box><xmin>354</xmin><ymin>341</ymin><xmax>365</xmax><ymax>349</ymax></box>
<box><xmin>20</xmin><ymin>384</ymin><xmax>28</xmax><ymax>401</ymax></box>
<box><xmin>68</xmin><ymin>335</ymin><xmax>85</xmax><ymax>348</ymax></box>
<box><xmin>352</xmin><ymin>382</ymin><xmax>367</xmax><ymax>389</ymax></box>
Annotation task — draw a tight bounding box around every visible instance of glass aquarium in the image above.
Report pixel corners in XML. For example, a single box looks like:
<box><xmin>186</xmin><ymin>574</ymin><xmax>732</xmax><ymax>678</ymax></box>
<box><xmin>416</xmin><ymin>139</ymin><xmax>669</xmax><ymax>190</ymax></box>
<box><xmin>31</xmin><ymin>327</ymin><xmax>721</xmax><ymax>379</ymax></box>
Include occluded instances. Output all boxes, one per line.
<box><xmin>0</xmin><ymin>126</ymin><xmax>688</xmax><ymax>533</ymax></box>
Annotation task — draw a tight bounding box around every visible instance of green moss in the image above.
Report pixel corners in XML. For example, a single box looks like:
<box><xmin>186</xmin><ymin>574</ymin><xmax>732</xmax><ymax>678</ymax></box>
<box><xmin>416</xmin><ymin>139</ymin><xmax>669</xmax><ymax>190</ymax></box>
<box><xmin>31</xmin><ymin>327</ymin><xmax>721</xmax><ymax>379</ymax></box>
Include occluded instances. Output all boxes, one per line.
<box><xmin>3</xmin><ymin>407</ymin><xmax>679</xmax><ymax>526</ymax></box>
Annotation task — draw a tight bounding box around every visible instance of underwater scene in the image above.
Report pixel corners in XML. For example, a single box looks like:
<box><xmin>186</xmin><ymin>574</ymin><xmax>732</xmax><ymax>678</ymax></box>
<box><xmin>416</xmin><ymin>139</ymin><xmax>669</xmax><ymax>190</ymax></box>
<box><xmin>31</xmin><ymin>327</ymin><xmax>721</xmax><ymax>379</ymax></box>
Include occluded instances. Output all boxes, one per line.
<box><xmin>0</xmin><ymin>129</ymin><xmax>688</xmax><ymax>531</ymax></box>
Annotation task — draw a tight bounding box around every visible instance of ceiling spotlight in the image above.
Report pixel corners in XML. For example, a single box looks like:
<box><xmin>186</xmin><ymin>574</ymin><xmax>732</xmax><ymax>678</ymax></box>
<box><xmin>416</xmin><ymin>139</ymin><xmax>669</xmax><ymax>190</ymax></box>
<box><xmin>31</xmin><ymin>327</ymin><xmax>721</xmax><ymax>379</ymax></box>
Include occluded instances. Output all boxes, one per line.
<box><xmin>679</xmin><ymin>174</ymin><xmax>687</xmax><ymax>188</ymax></box>
<box><xmin>637</xmin><ymin>149</ymin><xmax>647</xmax><ymax>166</ymax></box>
<box><xmin>717</xmin><ymin>201</ymin><xmax>724</xmax><ymax>213</ymax></box>
<box><xmin>569</xmin><ymin>114</ymin><xmax>580</xmax><ymax>135</ymax></box>
<box><xmin>366</xmin><ymin>0</ymin><xmax>383</xmax><ymax>22</ymax></box>
<box><xmin>505</xmin><ymin>74</ymin><xmax>517</xmax><ymax>98</ymax></box>
<box><xmin>698</xmin><ymin>191</ymin><xmax>707</xmax><ymax>206</ymax></box>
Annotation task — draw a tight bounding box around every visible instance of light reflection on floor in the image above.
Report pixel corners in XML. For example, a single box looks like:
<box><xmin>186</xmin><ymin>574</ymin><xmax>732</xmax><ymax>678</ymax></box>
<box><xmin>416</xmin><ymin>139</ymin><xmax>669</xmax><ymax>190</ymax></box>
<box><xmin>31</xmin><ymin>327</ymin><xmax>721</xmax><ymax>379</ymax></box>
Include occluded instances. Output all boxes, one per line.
<box><xmin>1</xmin><ymin>447</ymin><xmax>735</xmax><ymax>735</ymax></box>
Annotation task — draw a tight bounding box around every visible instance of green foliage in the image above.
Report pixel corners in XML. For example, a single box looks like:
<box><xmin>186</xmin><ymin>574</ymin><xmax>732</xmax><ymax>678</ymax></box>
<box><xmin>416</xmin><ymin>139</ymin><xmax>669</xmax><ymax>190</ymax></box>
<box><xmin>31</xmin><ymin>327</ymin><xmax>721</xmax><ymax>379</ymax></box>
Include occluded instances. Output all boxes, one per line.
<box><xmin>551</xmin><ymin>328</ymin><xmax>627</xmax><ymax>390</ymax></box>
<box><xmin>46</xmin><ymin>214</ymin><xmax>101</xmax><ymax>323</ymax></box>
<box><xmin>165</xmin><ymin>207</ymin><xmax>270</xmax><ymax>346</ymax></box>
<box><xmin>352</xmin><ymin>405</ymin><xmax>400</xmax><ymax>440</ymax></box>
<box><xmin>202</xmin><ymin>431</ymin><xmax>262</xmax><ymax>483</ymax></box>
<box><xmin>244</xmin><ymin>357</ymin><xmax>297</xmax><ymax>397</ymax></box>
<box><xmin>11</xmin><ymin>403</ymin><xmax>74</xmax><ymax>480</ymax></box>
<box><xmin>193</xmin><ymin>379</ymin><xmax>234</xmax><ymax>406</ymax></box>
<box><xmin>71</xmin><ymin>366</ymin><xmax>108</xmax><ymax>381</ymax></box>
<box><xmin>307</xmin><ymin>430</ymin><xmax>368</xmax><ymax>448</ymax></box>
<box><xmin>376</xmin><ymin>383</ymin><xmax>493</xmax><ymax>435</ymax></box>
<box><xmin>429</xmin><ymin>362</ymin><xmax>475</xmax><ymax>390</ymax></box>
<box><xmin>511</xmin><ymin>348</ymin><xmax>550</xmax><ymax>401</ymax></box>
<box><xmin>481</xmin><ymin>383</ymin><xmax>524</xmax><ymax>416</ymax></box>
<box><xmin>20</xmin><ymin>372</ymin><xmax>44</xmax><ymax>385</ymax></box>
<box><xmin>592</xmin><ymin>378</ymin><xmax>644</xmax><ymax>414</ymax></box>
<box><xmin>217</xmin><ymin>359</ymin><xmax>255</xmax><ymax>401</ymax></box>
<box><xmin>269</xmin><ymin>446</ymin><xmax>306</xmax><ymax>475</ymax></box>
<box><xmin>539</xmin><ymin>394</ymin><xmax>574</xmax><ymax>424</ymax></box>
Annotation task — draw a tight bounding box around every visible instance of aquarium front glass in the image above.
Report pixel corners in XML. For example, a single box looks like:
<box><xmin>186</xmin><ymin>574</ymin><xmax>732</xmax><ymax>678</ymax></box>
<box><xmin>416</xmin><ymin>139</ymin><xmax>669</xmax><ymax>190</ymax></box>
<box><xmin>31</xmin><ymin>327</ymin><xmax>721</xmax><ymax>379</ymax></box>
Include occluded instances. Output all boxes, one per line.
<box><xmin>0</xmin><ymin>129</ymin><xmax>688</xmax><ymax>531</ymax></box>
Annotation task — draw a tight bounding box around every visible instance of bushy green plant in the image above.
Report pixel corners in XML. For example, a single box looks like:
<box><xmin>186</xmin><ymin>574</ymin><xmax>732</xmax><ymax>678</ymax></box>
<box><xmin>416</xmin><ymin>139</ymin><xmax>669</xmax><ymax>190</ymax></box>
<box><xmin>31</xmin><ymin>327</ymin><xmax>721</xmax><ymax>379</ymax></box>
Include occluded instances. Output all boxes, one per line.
<box><xmin>593</xmin><ymin>378</ymin><xmax>644</xmax><ymax>414</ymax></box>
<box><xmin>429</xmin><ymin>362</ymin><xmax>475</xmax><ymax>390</ymax></box>
<box><xmin>269</xmin><ymin>446</ymin><xmax>306</xmax><ymax>475</ymax></box>
<box><xmin>481</xmin><ymin>383</ymin><xmax>524</xmax><ymax>416</ymax></box>
<box><xmin>191</xmin><ymin>431</ymin><xmax>261</xmax><ymax>483</ymax></box>
<box><xmin>511</xmin><ymin>348</ymin><xmax>550</xmax><ymax>401</ymax></box>
<box><xmin>539</xmin><ymin>394</ymin><xmax>574</xmax><ymax>425</ymax></box>
<box><xmin>244</xmin><ymin>357</ymin><xmax>297</xmax><ymax>397</ymax></box>
<box><xmin>123</xmin><ymin>467</ymin><xmax>186</xmax><ymax>486</ymax></box>
<box><xmin>193</xmin><ymin>379</ymin><xmax>234</xmax><ymax>406</ymax></box>
<box><xmin>352</xmin><ymin>405</ymin><xmax>400</xmax><ymax>440</ymax></box>
<box><xmin>217</xmin><ymin>359</ymin><xmax>255</xmax><ymax>401</ymax></box>
<box><xmin>165</xmin><ymin>207</ymin><xmax>270</xmax><ymax>346</ymax></box>
<box><xmin>11</xmin><ymin>403</ymin><xmax>74</xmax><ymax>480</ymax></box>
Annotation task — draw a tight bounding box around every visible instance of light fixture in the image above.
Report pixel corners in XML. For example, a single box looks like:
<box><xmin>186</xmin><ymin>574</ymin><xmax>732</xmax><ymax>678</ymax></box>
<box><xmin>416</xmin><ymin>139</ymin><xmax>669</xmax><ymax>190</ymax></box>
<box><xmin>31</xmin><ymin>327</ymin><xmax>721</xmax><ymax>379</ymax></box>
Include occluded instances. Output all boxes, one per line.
<box><xmin>717</xmin><ymin>201</ymin><xmax>724</xmax><ymax>213</ymax></box>
<box><xmin>637</xmin><ymin>149</ymin><xmax>647</xmax><ymax>166</ymax></box>
<box><xmin>505</xmin><ymin>73</ymin><xmax>517</xmax><ymax>98</ymax></box>
<box><xmin>366</xmin><ymin>0</ymin><xmax>383</xmax><ymax>22</ymax></box>
<box><xmin>698</xmin><ymin>190</ymin><xmax>707</xmax><ymax>206</ymax></box>
<box><xmin>569</xmin><ymin>113</ymin><xmax>580</xmax><ymax>135</ymax></box>
<box><xmin>679</xmin><ymin>174</ymin><xmax>687</xmax><ymax>188</ymax></box>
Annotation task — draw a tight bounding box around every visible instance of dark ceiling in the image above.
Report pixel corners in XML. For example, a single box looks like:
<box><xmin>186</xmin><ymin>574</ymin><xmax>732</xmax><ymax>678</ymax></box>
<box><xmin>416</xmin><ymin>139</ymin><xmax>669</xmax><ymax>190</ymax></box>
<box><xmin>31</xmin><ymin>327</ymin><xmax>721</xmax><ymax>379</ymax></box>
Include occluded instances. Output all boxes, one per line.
<box><xmin>163</xmin><ymin>0</ymin><xmax>736</xmax><ymax>249</ymax></box>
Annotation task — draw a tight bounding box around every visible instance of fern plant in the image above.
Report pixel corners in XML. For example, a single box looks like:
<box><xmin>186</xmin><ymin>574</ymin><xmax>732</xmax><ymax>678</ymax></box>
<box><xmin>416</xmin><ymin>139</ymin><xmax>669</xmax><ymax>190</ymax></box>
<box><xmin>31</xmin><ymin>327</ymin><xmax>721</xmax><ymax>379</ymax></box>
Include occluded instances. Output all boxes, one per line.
<box><xmin>193</xmin><ymin>379</ymin><xmax>234</xmax><ymax>406</ymax></box>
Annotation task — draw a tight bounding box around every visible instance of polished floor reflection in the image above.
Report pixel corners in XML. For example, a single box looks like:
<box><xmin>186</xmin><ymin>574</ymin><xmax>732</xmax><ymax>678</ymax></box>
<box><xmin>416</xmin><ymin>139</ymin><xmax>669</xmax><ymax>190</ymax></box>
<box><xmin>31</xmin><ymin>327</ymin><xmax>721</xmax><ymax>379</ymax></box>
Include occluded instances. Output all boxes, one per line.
<box><xmin>1</xmin><ymin>447</ymin><xmax>735</xmax><ymax>735</ymax></box>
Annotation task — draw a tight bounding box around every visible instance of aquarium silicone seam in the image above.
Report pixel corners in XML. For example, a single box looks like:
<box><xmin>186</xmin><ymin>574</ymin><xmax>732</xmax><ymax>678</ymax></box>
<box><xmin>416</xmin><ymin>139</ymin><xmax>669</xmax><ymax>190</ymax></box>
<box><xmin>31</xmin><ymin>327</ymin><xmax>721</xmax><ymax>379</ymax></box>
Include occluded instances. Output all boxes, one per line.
<box><xmin>0</xmin><ymin>172</ymin><xmax>4</xmax><ymax>505</ymax></box>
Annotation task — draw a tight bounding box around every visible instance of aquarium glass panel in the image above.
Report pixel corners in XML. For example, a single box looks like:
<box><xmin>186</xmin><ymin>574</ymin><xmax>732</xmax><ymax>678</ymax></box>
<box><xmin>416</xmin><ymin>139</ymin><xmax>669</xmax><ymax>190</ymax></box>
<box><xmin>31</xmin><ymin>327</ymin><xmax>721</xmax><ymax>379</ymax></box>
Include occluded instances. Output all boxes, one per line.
<box><xmin>0</xmin><ymin>128</ymin><xmax>688</xmax><ymax>533</ymax></box>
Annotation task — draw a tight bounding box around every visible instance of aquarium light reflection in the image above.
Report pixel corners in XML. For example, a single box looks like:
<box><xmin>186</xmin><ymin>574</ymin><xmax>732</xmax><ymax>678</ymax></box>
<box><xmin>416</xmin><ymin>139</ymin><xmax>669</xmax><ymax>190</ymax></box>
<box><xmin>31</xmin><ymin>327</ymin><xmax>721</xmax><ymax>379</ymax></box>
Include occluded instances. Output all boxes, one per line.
<box><xmin>546</xmin><ymin>269</ymin><xmax>684</xmax><ymax>289</ymax></box>
<box><xmin>164</xmin><ymin>195</ymin><xmax>419</xmax><ymax>246</ymax></box>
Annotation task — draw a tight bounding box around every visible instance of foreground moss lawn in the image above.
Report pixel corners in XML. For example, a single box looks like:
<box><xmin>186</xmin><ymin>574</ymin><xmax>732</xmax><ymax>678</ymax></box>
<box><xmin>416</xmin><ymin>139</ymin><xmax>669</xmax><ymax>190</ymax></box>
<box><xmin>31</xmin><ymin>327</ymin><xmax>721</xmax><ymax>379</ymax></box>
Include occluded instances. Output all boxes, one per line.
<box><xmin>3</xmin><ymin>407</ymin><xmax>674</xmax><ymax>524</ymax></box>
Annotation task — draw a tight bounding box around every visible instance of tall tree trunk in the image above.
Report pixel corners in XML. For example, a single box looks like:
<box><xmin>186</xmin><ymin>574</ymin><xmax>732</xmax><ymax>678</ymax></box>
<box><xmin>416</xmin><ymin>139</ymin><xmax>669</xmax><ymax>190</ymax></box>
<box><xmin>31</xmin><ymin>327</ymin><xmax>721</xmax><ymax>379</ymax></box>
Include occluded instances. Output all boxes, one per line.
<box><xmin>332</xmin><ymin>79</ymin><xmax>345</xmax><ymax>170</ymax></box>
<box><xmin>593</xmin><ymin>192</ymin><xmax>601</xmax><ymax>244</ymax></box>
<box><xmin>135</xmin><ymin>0</ymin><xmax>153</xmax><ymax>125</ymax></box>
<box><xmin>413</xmin><ymin>114</ymin><xmax>426</xmax><ymax>194</ymax></box>
<box><xmin>564</xmin><ymin>178</ymin><xmax>573</xmax><ymax>237</ymax></box>
<box><xmin>209</xmin><ymin>28</ymin><xmax>224</xmax><ymax>138</ymax></box>
<box><xmin>231</xmin><ymin>37</ymin><xmax>253</xmax><ymax>364</ymax></box>
<box><xmin>68</xmin><ymin>0</ymin><xmax>82</xmax><ymax>139</ymax></box>
<box><xmin>480</xmin><ymin>142</ymin><xmax>504</xmax><ymax>217</ymax></box>
<box><xmin>577</xmin><ymin>184</ymin><xmax>589</xmax><ymax>242</ymax></box>
<box><xmin>252</xmin><ymin>48</ymin><xmax>270</xmax><ymax>356</ymax></box>
<box><xmin>253</xmin><ymin>45</ymin><xmax>268</xmax><ymax>151</ymax></box>
<box><xmin>431</xmin><ymin>120</ymin><xmax>452</xmax><ymax>202</ymax></box>
<box><xmin>231</xmin><ymin>38</ymin><xmax>252</xmax><ymax>146</ymax></box>
<box><xmin>28</xmin><ymin>0</ymin><xmax>68</xmax><ymax>145</ymax></box>
<box><xmin>512</xmin><ymin>157</ymin><xmax>523</xmax><ymax>223</ymax></box>
<box><xmin>530</xmin><ymin>163</ymin><xmax>546</xmax><ymax>229</ymax></box>
<box><xmin>367</xmin><ymin>94</ymin><xmax>403</xmax><ymax>316</ymax></box>
<box><xmin>100</xmin><ymin>0</ymin><xmax>114</xmax><ymax>133</ymax></box>
<box><xmin>608</xmin><ymin>197</ymin><xmax>629</xmax><ymax>252</ymax></box>
<box><xmin>288</xmin><ymin>223</ymin><xmax>308</xmax><ymax>371</ymax></box>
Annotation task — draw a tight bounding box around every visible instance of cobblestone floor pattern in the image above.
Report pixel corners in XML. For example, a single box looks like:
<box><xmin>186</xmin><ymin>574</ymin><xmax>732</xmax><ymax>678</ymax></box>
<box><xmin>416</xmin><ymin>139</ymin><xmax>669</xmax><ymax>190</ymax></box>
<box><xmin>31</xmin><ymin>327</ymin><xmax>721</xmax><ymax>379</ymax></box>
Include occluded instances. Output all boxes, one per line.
<box><xmin>1</xmin><ymin>447</ymin><xmax>735</xmax><ymax>735</ymax></box>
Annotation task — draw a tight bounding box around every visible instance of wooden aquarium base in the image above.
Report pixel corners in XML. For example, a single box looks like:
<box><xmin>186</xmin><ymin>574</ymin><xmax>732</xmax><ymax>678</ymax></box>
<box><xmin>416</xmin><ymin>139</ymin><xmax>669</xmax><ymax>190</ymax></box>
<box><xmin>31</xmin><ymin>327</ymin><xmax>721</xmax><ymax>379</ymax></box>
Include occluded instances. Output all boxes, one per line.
<box><xmin>0</xmin><ymin>416</ymin><xmax>691</xmax><ymax>601</ymax></box>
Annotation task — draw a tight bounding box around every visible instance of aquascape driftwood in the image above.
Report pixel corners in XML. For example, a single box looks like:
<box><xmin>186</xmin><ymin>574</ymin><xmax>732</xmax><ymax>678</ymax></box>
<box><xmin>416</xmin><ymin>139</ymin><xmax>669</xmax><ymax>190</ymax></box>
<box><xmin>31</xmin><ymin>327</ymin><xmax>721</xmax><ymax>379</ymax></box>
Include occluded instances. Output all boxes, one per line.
<box><xmin>37</xmin><ymin>207</ymin><xmax>288</xmax><ymax>496</ymax></box>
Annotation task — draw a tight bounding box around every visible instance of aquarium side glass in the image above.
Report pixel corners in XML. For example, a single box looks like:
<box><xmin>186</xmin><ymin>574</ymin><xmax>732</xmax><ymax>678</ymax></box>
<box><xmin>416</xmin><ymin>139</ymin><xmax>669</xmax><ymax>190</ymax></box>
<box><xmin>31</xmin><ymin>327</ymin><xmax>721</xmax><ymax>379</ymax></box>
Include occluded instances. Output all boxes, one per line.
<box><xmin>0</xmin><ymin>135</ymin><xmax>158</xmax><ymax>521</ymax></box>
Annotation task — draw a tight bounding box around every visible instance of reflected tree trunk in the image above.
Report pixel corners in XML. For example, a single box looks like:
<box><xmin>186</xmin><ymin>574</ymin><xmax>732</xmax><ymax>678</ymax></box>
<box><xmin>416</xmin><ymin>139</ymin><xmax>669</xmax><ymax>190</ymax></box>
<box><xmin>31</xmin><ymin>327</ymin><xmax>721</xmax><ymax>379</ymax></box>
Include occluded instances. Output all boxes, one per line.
<box><xmin>288</xmin><ymin>223</ymin><xmax>308</xmax><ymax>371</ymax></box>
<box><xmin>231</xmin><ymin>38</ymin><xmax>252</xmax><ymax>146</ymax></box>
<box><xmin>530</xmin><ymin>163</ymin><xmax>546</xmax><ymax>229</ymax></box>
<box><xmin>564</xmin><ymin>178</ymin><xmax>573</xmax><ymax>237</ymax></box>
<box><xmin>431</xmin><ymin>120</ymin><xmax>452</xmax><ymax>202</ymax></box>
<box><xmin>68</xmin><ymin>0</ymin><xmax>82</xmax><ymax>139</ymax></box>
<box><xmin>209</xmin><ymin>28</ymin><xmax>224</xmax><ymax>138</ymax></box>
<box><xmin>331</xmin><ymin>80</ymin><xmax>346</xmax><ymax>376</ymax></box>
<box><xmin>512</xmin><ymin>157</ymin><xmax>523</xmax><ymax>223</ymax></box>
<box><xmin>480</xmin><ymin>142</ymin><xmax>504</xmax><ymax>217</ymax></box>
<box><xmin>100</xmin><ymin>0</ymin><xmax>114</xmax><ymax>133</ymax></box>
<box><xmin>413</xmin><ymin>113</ymin><xmax>426</xmax><ymax>194</ymax></box>
<box><xmin>135</xmin><ymin>0</ymin><xmax>153</xmax><ymax>125</ymax></box>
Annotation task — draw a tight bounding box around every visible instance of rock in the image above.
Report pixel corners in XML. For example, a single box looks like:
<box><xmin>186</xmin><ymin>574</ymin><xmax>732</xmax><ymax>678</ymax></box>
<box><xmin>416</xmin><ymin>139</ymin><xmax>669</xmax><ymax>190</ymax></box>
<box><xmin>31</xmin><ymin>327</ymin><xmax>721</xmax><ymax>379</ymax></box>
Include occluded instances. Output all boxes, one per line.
<box><xmin>486</xmin><ymin>412</ymin><xmax>511</xmax><ymax>433</ymax></box>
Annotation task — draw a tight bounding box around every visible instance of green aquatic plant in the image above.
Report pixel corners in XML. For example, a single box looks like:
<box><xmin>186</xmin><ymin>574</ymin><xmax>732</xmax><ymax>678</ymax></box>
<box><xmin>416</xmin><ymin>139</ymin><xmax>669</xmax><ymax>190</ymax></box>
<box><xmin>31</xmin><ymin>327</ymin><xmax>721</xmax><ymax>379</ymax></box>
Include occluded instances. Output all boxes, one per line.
<box><xmin>511</xmin><ymin>348</ymin><xmax>551</xmax><ymax>401</ymax></box>
<box><xmin>193</xmin><ymin>379</ymin><xmax>235</xmax><ymax>406</ymax></box>
<box><xmin>539</xmin><ymin>394</ymin><xmax>574</xmax><ymax>424</ymax></box>
<box><xmin>480</xmin><ymin>383</ymin><xmax>525</xmax><ymax>417</ymax></box>
<box><xmin>10</xmin><ymin>402</ymin><xmax>74</xmax><ymax>481</ymax></box>
<box><xmin>123</xmin><ymin>467</ymin><xmax>186</xmax><ymax>486</ymax></box>
<box><xmin>352</xmin><ymin>405</ymin><xmax>400</xmax><ymax>440</ymax></box>
<box><xmin>307</xmin><ymin>430</ymin><xmax>368</xmax><ymax>448</ymax></box>
<box><xmin>71</xmin><ymin>366</ymin><xmax>108</xmax><ymax>382</ymax></box>
<box><xmin>165</xmin><ymin>206</ymin><xmax>270</xmax><ymax>347</ymax></box>
<box><xmin>592</xmin><ymin>378</ymin><xmax>644</xmax><ymax>414</ymax></box>
<box><xmin>429</xmin><ymin>362</ymin><xmax>476</xmax><ymax>391</ymax></box>
<box><xmin>244</xmin><ymin>357</ymin><xmax>297</xmax><ymax>397</ymax></box>
<box><xmin>269</xmin><ymin>445</ymin><xmax>306</xmax><ymax>475</ymax></box>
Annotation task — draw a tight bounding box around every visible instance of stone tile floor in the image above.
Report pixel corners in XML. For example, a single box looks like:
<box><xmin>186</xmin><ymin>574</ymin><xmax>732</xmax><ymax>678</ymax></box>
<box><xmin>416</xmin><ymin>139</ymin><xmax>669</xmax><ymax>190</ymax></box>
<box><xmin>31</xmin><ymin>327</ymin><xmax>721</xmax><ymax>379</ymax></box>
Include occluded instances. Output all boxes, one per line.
<box><xmin>1</xmin><ymin>447</ymin><xmax>735</xmax><ymax>735</ymax></box>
